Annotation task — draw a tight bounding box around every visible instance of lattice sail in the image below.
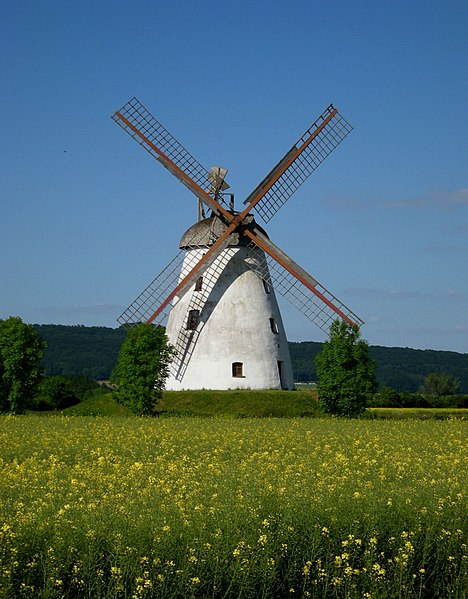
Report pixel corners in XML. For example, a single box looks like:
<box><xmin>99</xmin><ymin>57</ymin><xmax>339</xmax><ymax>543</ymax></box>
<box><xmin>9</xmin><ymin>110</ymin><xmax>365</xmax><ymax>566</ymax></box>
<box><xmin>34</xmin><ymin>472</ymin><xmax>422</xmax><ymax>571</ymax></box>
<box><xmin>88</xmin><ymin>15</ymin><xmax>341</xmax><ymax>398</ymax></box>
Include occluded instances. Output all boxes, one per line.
<box><xmin>117</xmin><ymin>252</ymin><xmax>184</xmax><ymax>328</ymax></box>
<box><xmin>244</xmin><ymin>105</ymin><xmax>352</xmax><ymax>223</ymax></box>
<box><xmin>245</xmin><ymin>242</ymin><xmax>364</xmax><ymax>333</ymax></box>
<box><xmin>112</xmin><ymin>97</ymin><xmax>228</xmax><ymax>204</ymax></box>
<box><xmin>117</xmin><ymin>222</ymin><xmax>230</xmax><ymax>328</ymax></box>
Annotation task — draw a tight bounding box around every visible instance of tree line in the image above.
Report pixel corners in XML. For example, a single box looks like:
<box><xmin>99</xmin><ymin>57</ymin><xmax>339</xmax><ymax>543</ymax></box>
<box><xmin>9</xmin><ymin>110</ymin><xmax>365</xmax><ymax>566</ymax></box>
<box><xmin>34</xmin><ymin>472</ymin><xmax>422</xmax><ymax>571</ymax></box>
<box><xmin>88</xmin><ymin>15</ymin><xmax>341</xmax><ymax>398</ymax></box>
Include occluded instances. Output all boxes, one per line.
<box><xmin>1</xmin><ymin>318</ymin><xmax>466</xmax><ymax>415</ymax></box>
<box><xmin>30</xmin><ymin>324</ymin><xmax>468</xmax><ymax>392</ymax></box>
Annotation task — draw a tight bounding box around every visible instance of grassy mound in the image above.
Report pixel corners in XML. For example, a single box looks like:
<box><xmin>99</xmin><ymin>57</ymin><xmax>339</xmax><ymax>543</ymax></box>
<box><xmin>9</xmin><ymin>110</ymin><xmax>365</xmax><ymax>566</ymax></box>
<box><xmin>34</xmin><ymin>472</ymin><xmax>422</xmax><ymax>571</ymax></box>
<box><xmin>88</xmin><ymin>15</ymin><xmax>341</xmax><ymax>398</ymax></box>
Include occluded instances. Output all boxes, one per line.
<box><xmin>156</xmin><ymin>388</ymin><xmax>321</xmax><ymax>417</ymax></box>
<box><xmin>59</xmin><ymin>389</ymin><xmax>468</xmax><ymax>419</ymax></box>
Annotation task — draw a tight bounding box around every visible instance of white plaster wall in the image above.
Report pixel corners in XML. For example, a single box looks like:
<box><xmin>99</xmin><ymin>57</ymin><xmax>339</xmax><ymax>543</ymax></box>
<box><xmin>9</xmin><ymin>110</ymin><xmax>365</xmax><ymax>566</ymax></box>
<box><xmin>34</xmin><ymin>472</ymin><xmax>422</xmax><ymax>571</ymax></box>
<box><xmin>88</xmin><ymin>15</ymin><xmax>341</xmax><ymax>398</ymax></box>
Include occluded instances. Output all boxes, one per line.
<box><xmin>165</xmin><ymin>246</ymin><xmax>294</xmax><ymax>390</ymax></box>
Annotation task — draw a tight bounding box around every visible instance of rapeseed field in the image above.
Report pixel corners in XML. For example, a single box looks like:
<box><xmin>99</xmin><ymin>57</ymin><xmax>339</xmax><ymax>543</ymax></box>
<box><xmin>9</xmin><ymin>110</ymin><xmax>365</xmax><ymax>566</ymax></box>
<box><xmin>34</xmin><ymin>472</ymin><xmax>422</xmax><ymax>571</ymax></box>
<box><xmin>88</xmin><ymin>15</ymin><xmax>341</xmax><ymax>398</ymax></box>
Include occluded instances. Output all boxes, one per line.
<box><xmin>1</xmin><ymin>416</ymin><xmax>466</xmax><ymax>598</ymax></box>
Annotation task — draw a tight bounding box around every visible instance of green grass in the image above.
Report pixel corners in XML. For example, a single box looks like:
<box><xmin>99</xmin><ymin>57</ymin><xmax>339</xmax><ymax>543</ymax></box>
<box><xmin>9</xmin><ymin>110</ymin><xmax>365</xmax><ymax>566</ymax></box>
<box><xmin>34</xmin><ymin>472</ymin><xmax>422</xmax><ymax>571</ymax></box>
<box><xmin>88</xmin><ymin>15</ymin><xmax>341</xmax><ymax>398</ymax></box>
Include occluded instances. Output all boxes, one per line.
<box><xmin>156</xmin><ymin>388</ymin><xmax>322</xmax><ymax>417</ymax></box>
<box><xmin>58</xmin><ymin>389</ymin><xmax>468</xmax><ymax>420</ymax></box>
<box><xmin>1</xmin><ymin>416</ymin><xmax>466</xmax><ymax>598</ymax></box>
<box><xmin>60</xmin><ymin>388</ymin><xmax>321</xmax><ymax>418</ymax></box>
<box><xmin>64</xmin><ymin>389</ymin><xmax>132</xmax><ymax>416</ymax></box>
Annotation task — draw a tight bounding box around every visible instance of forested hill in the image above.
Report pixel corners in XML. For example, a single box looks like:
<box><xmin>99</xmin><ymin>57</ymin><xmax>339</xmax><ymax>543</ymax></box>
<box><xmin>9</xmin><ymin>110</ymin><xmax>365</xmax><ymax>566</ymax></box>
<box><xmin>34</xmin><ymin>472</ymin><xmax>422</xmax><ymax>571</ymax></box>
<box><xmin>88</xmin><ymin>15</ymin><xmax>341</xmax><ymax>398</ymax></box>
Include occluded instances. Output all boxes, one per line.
<box><xmin>33</xmin><ymin>325</ymin><xmax>468</xmax><ymax>392</ymax></box>
<box><xmin>34</xmin><ymin>325</ymin><xmax>126</xmax><ymax>380</ymax></box>
<box><xmin>290</xmin><ymin>342</ymin><xmax>468</xmax><ymax>392</ymax></box>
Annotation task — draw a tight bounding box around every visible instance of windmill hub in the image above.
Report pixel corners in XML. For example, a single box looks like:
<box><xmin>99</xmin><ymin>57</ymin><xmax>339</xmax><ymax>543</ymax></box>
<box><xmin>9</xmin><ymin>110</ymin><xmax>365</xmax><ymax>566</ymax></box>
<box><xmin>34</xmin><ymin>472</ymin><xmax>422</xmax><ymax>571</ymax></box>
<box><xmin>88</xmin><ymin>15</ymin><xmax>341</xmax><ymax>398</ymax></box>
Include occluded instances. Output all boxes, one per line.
<box><xmin>180</xmin><ymin>213</ymin><xmax>268</xmax><ymax>249</ymax></box>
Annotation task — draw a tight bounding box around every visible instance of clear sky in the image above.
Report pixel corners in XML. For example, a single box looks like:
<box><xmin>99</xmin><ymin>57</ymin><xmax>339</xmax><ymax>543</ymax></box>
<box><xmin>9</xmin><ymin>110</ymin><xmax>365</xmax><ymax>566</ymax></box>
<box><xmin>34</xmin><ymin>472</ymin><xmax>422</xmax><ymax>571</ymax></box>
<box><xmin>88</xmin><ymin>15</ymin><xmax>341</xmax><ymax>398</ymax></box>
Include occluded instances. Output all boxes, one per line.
<box><xmin>2</xmin><ymin>0</ymin><xmax>467</xmax><ymax>353</ymax></box>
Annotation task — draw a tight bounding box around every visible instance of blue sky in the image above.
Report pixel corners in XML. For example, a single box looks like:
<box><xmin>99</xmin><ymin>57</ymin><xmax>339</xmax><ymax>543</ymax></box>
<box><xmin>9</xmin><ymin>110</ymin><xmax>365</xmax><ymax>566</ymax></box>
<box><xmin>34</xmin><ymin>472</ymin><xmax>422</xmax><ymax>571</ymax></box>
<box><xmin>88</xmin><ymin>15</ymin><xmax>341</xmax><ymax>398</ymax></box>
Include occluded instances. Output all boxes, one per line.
<box><xmin>2</xmin><ymin>0</ymin><xmax>467</xmax><ymax>353</ymax></box>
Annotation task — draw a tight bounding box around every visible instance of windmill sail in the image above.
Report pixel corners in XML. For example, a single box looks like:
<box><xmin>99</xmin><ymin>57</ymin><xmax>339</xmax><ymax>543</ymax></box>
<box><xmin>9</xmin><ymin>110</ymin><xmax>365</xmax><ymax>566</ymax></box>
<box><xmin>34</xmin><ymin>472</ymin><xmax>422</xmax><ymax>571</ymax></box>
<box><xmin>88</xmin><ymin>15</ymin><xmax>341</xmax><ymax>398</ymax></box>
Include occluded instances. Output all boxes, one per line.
<box><xmin>245</xmin><ymin>240</ymin><xmax>364</xmax><ymax>333</ymax></box>
<box><xmin>243</xmin><ymin>105</ymin><xmax>352</xmax><ymax>223</ymax></box>
<box><xmin>117</xmin><ymin>223</ymin><xmax>233</xmax><ymax>328</ymax></box>
<box><xmin>112</xmin><ymin>97</ymin><xmax>230</xmax><ymax>207</ymax></box>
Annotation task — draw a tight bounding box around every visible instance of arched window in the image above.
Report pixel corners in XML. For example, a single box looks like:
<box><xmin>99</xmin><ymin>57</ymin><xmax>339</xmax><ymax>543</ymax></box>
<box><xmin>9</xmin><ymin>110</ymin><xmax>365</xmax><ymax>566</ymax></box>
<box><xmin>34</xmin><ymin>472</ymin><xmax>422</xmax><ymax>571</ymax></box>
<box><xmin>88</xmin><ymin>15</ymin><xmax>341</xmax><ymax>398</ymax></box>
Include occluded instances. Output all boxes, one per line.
<box><xmin>232</xmin><ymin>362</ymin><xmax>243</xmax><ymax>377</ymax></box>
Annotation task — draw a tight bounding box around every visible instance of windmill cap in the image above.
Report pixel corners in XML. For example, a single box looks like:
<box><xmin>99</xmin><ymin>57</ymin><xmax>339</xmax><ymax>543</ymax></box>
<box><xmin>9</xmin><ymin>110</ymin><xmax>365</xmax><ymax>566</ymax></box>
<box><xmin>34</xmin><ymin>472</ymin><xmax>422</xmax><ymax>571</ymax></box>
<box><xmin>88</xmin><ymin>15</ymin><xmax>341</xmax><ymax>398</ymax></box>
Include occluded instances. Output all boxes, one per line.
<box><xmin>179</xmin><ymin>214</ymin><xmax>268</xmax><ymax>249</ymax></box>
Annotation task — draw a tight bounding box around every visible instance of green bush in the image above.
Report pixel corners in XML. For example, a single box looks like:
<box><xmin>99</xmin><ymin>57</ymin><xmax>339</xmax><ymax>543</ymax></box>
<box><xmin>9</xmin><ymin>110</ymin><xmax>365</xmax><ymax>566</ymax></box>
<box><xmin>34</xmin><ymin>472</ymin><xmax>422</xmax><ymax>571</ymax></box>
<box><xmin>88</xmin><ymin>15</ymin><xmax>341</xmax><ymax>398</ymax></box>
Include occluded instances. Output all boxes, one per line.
<box><xmin>315</xmin><ymin>321</ymin><xmax>376</xmax><ymax>416</ymax></box>
<box><xmin>371</xmin><ymin>388</ymin><xmax>429</xmax><ymax>408</ymax></box>
<box><xmin>371</xmin><ymin>387</ymin><xmax>468</xmax><ymax>409</ymax></box>
<box><xmin>65</xmin><ymin>374</ymin><xmax>101</xmax><ymax>400</ymax></box>
<box><xmin>370</xmin><ymin>386</ymin><xmax>401</xmax><ymax>408</ymax></box>
<box><xmin>111</xmin><ymin>324</ymin><xmax>172</xmax><ymax>416</ymax></box>
<box><xmin>399</xmin><ymin>392</ymin><xmax>428</xmax><ymax>408</ymax></box>
<box><xmin>427</xmin><ymin>393</ymin><xmax>468</xmax><ymax>408</ymax></box>
<box><xmin>34</xmin><ymin>376</ymin><xmax>80</xmax><ymax>411</ymax></box>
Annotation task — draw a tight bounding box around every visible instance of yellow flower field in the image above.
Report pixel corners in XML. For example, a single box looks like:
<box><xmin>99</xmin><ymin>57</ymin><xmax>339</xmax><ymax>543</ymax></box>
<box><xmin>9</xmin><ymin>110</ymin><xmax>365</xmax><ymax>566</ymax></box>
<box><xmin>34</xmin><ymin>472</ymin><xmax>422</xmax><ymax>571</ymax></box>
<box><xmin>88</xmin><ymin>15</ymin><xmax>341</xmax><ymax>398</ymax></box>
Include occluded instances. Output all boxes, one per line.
<box><xmin>0</xmin><ymin>415</ymin><xmax>466</xmax><ymax>597</ymax></box>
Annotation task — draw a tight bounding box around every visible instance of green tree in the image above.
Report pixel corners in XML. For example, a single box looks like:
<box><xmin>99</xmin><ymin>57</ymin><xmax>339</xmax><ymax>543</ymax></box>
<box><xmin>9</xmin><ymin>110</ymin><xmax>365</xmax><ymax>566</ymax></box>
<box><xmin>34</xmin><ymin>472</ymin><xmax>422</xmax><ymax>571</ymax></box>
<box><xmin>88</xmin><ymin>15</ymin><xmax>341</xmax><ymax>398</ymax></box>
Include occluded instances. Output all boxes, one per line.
<box><xmin>0</xmin><ymin>316</ymin><xmax>46</xmax><ymax>413</ymax></box>
<box><xmin>36</xmin><ymin>376</ymin><xmax>80</xmax><ymax>410</ymax></box>
<box><xmin>315</xmin><ymin>320</ymin><xmax>376</xmax><ymax>416</ymax></box>
<box><xmin>419</xmin><ymin>372</ymin><xmax>460</xmax><ymax>400</ymax></box>
<box><xmin>64</xmin><ymin>375</ymin><xmax>100</xmax><ymax>401</ymax></box>
<box><xmin>111</xmin><ymin>324</ymin><xmax>173</xmax><ymax>415</ymax></box>
<box><xmin>370</xmin><ymin>386</ymin><xmax>402</xmax><ymax>408</ymax></box>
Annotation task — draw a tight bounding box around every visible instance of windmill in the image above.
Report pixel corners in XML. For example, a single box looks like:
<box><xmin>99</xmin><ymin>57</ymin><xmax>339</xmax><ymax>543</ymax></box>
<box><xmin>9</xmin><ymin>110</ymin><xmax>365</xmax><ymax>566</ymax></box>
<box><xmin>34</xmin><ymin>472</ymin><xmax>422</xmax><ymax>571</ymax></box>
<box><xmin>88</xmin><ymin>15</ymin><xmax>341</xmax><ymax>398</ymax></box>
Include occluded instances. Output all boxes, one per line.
<box><xmin>112</xmin><ymin>98</ymin><xmax>363</xmax><ymax>390</ymax></box>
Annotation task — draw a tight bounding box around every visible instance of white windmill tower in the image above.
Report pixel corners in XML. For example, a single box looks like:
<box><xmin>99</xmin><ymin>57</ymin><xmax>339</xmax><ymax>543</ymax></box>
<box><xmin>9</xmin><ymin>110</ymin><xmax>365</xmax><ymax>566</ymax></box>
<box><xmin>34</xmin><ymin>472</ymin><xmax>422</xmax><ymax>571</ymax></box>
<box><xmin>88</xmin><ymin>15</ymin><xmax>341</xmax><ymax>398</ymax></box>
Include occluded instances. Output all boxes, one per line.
<box><xmin>112</xmin><ymin>98</ymin><xmax>364</xmax><ymax>390</ymax></box>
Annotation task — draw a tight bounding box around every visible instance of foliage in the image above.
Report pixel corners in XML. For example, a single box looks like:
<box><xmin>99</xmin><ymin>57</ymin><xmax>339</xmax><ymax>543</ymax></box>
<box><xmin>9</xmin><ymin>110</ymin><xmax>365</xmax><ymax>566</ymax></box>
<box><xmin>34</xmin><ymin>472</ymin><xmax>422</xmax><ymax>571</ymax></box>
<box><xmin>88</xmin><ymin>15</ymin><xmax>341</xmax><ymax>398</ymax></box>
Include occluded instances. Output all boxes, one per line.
<box><xmin>370</xmin><ymin>387</ymin><xmax>428</xmax><ymax>409</ymax></box>
<box><xmin>419</xmin><ymin>371</ymin><xmax>460</xmax><ymax>399</ymax></box>
<box><xmin>372</xmin><ymin>387</ymin><xmax>468</xmax><ymax>410</ymax></box>
<box><xmin>445</xmin><ymin>394</ymin><xmax>468</xmax><ymax>409</ymax></box>
<box><xmin>370</xmin><ymin>386</ymin><xmax>403</xmax><ymax>408</ymax></box>
<box><xmin>0</xmin><ymin>317</ymin><xmax>46</xmax><ymax>413</ymax></box>
<box><xmin>64</xmin><ymin>374</ymin><xmax>101</xmax><ymax>400</ymax></box>
<box><xmin>288</xmin><ymin>341</ymin><xmax>322</xmax><ymax>381</ymax></box>
<box><xmin>33</xmin><ymin>324</ymin><xmax>126</xmax><ymax>379</ymax></box>
<box><xmin>398</xmin><ymin>392</ymin><xmax>428</xmax><ymax>408</ymax></box>
<box><xmin>111</xmin><ymin>324</ymin><xmax>173</xmax><ymax>415</ymax></box>
<box><xmin>1</xmin><ymin>416</ymin><xmax>466</xmax><ymax>597</ymax></box>
<box><xmin>31</xmin><ymin>375</ymin><xmax>100</xmax><ymax>411</ymax></box>
<box><xmin>34</xmin><ymin>376</ymin><xmax>80</xmax><ymax>411</ymax></box>
<box><xmin>369</xmin><ymin>345</ymin><xmax>468</xmax><ymax>393</ymax></box>
<box><xmin>315</xmin><ymin>320</ymin><xmax>377</xmax><ymax>416</ymax></box>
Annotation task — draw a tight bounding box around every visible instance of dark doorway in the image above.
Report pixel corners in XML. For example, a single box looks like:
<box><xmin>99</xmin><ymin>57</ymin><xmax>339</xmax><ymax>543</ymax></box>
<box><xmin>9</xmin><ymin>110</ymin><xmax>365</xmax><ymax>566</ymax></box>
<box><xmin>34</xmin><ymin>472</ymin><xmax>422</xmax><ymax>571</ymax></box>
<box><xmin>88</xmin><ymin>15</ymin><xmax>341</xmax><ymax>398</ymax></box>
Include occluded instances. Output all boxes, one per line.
<box><xmin>277</xmin><ymin>361</ymin><xmax>287</xmax><ymax>389</ymax></box>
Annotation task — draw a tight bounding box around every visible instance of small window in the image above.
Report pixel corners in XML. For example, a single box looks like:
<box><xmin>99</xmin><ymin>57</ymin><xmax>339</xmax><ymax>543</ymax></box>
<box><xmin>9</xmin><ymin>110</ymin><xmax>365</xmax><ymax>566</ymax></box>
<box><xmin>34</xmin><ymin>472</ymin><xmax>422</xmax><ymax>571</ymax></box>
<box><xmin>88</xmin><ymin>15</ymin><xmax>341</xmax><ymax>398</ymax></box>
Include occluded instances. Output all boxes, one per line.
<box><xmin>269</xmin><ymin>318</ymin><xmax>279</xmax><ymax>334</ymax></box>
<box><xmin>187</xmin><ymin>309</ymin><xmax>200</xmax><ymax>330</ymax></box>
<box><xmin>195</xmin><ymin>276</ymin><xmax>203</xmax><ymax>291</ymax></box>
<box><xmin>262</xmin><ymin>279</ymin><xmax>271</xmax><ymax>293</ymax></box>
<box><xmin>232</xmin><ymin>362</ymin><xmax>243</xmax><ymax>377</ymax></box>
